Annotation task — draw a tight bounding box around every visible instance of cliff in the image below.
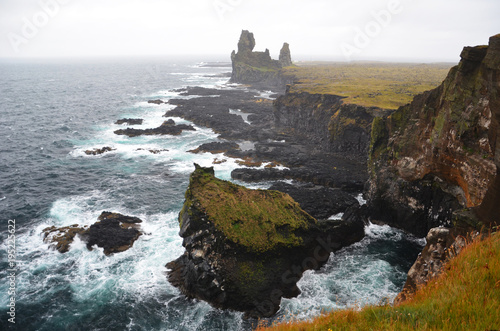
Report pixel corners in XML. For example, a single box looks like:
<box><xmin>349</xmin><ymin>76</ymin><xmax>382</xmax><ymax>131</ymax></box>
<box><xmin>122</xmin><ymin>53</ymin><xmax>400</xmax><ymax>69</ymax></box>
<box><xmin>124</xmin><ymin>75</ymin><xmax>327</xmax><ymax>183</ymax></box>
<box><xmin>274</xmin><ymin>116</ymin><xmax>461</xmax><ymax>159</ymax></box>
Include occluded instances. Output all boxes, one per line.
<box><xmin>166</xmin><ymin>164</ymin><xmax>365</xmax><ymax>318</ymax></box>
<box><xmin>367</xmin><ymin>34</ymin><xmax>500</xmax><ymax>237</ymax></box>
<box><xmin>274</xmin><ymin>90</ymin><xmax>386</xmax><ymax>159</ymax></box>
<box><xmin>230</xmin><ymin>30</ymin><xmax>293</xmax><ymax>90</ymax></box>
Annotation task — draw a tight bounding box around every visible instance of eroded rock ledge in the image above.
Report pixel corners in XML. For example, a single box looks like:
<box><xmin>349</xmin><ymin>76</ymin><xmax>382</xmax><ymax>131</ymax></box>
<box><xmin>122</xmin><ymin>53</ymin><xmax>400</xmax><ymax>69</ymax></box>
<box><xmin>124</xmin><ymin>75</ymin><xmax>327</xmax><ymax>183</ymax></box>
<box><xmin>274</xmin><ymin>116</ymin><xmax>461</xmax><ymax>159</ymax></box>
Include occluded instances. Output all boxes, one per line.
<box><xmin>166</xmin><ymin>164</ymin><xmax>365</xmax><ymax>318</ymax></box>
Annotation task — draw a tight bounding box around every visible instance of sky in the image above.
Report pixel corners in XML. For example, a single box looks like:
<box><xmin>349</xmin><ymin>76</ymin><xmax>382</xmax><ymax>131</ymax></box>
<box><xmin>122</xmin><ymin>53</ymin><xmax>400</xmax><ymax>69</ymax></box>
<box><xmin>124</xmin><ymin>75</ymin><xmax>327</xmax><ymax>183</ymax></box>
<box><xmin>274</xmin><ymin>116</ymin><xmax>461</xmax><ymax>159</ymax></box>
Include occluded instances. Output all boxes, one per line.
<box><xmin>0</xmin><ymin>0</ymin><xmax>498</xmax><ymax>62</ymax></box>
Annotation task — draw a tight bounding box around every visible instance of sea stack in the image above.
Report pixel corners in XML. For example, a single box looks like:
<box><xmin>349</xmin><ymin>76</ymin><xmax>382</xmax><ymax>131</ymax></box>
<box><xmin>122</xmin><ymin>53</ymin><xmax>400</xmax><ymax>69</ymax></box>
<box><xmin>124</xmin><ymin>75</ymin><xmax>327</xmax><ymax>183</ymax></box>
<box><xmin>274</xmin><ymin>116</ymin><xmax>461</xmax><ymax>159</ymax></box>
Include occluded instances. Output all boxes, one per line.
<box><xmin>166</xmin><ymin>164</ymin><xmax>365</xmax><ymax>318</ymax></box>
<box><xmin>230</xmin><ymin>30</ymin><xmax>292</xmax><ymax>90</ymax></box>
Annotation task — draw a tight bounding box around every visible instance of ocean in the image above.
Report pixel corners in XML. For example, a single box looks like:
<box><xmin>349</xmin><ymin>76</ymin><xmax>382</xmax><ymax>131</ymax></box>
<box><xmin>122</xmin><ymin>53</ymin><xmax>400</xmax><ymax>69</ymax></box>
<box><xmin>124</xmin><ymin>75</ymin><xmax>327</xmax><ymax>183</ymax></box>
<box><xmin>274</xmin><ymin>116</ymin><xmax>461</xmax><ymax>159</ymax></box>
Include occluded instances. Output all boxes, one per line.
<box><xmin>0</xmin><ymin>57</ymin><xmax>424</xmax><ymax>330</ymax></box>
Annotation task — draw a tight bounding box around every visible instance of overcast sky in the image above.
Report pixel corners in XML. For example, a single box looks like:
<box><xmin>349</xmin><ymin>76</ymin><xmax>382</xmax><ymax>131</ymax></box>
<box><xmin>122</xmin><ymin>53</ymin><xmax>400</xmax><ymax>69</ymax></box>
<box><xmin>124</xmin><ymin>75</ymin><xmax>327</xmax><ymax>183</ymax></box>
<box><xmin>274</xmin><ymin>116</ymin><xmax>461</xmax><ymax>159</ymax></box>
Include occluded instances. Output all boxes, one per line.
<box><xmin>1</xmin><ymin>0</ymin><xmax>498</xmax><ymax>62</ymax></box>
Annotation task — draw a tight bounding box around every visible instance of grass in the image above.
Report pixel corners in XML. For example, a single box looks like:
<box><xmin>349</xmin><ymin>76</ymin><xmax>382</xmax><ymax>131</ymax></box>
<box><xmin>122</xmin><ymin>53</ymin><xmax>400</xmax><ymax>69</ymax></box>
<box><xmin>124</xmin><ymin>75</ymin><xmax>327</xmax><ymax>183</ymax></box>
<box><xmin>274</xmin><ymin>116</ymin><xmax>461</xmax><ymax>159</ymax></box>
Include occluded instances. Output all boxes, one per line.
<box><xmin>283</xmin><ymin>62</ymin><xmax>452</xmax><ymax>109</ymax></box>
<box><xmin>257</xmin><ymin>231</ymin><xmax>500</xmax><ymax>330</ymax></box>
<box><xmin>183</xmin><ymin>165</ymin><xmax>316</xmax><ymax>253</ymax></box>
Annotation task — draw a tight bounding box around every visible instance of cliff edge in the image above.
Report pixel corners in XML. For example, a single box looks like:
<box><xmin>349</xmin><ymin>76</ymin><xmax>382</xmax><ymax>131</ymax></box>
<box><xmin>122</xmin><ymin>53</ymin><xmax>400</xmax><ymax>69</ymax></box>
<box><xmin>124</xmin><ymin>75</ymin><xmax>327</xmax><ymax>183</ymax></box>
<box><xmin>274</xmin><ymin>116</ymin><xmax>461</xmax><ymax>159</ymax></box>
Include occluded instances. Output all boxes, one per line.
<box><xmin>367</xmin><ymin>34</ymin><xmax>500</xmax><ymax>237</ymax></box>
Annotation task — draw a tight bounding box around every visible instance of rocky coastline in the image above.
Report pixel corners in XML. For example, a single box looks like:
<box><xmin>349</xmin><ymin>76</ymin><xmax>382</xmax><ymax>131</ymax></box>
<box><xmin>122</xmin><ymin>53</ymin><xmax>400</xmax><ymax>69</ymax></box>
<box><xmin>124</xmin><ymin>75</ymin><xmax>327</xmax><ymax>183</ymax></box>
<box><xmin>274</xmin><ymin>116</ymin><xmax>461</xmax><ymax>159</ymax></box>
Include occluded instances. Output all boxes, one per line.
<box><xmin>164</xmin><ymin>32</ymin><xmax>500</xmax><ymax>316</ymax></box>
<box><xmin>65</xmin><ymin>29</ymin><xmax>499</xmax><ymax>318</ymax></box>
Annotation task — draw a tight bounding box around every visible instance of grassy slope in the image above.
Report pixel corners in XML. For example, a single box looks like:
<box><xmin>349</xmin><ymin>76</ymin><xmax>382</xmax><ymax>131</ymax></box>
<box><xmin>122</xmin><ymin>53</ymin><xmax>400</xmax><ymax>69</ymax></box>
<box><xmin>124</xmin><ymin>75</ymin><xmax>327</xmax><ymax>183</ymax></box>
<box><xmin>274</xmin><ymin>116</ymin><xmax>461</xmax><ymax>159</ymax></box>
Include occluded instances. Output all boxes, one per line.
<box><xmin>283</xmin><ymin>62</ymin><xmax>452</xmax><ymax>110</ymax></box>
<box><xmin>257</xmin><ymin>231</ymin><xmax>500</xmax><ymax>330</ymax></box>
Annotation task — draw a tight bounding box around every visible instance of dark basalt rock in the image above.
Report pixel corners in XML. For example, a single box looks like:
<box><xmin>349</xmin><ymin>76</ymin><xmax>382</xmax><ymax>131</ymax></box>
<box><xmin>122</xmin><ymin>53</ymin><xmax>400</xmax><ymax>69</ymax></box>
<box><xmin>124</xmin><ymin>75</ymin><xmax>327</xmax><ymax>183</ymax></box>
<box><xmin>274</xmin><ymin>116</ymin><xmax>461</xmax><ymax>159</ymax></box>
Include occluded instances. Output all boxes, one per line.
<box><xmin>231</xmin><ymin>163</ymin><xmax>366</xmax><ymax>193</ymax></box>
<box><xmin>148</xmin><ymin>99</ymin><xmax>164</xmax><ymax>104</ymax></box>
<box><xmin>269</xmin><ymin>182</ymin><xmax>359</xmax><ymax>220</ymax></box>
<box><xmin>274</xmin><ymin>92</ymin><xmax>382</xmax><ymax>159</ymax></box>
<box><xmin>188</xmin><ymin>141</ymin><xmax>240</xmax><ymax>154</ymax></box>
<box><xmin>114</xmin><ymin>119</ymin><xmax>195</xmax><ymax>137</ymax></box>
<box><xmin>394</xmin><ymin>227</ymin><xmax>467</xmax><ymax>304</ymax></box>
<box><xmin>166</xmin><ymin>165</ymin><xmax>365</xmax><ymax>318</ymax></box>
<box><xmin>84</xmin><ymin>146</ymin><xmax>115</xmax><ymax>155</ymax></box>
<box><xmin>42</xmin><ymin>212</ymin><xmax>143</xmax><ymax>255</ymax></box>
<box><xmin>83</xmin><ymin>212</ymin><xmax>142</xmax><ymax>255</ymax></box>
<box><xmin>115</xmin><ymin>118</ymin><xmax>144</xmax><ymax>125</ymax></box>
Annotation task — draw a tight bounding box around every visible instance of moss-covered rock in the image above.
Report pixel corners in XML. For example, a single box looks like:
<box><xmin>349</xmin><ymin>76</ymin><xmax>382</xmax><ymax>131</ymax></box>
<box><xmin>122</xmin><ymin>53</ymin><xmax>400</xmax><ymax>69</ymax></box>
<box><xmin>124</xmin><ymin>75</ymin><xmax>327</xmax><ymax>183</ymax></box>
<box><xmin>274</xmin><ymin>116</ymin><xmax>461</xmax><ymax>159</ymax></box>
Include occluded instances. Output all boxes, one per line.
<box><xmin>167</xmin><ymin>164</ymin><xmax>365</xmax><ymax>318</ymax></box>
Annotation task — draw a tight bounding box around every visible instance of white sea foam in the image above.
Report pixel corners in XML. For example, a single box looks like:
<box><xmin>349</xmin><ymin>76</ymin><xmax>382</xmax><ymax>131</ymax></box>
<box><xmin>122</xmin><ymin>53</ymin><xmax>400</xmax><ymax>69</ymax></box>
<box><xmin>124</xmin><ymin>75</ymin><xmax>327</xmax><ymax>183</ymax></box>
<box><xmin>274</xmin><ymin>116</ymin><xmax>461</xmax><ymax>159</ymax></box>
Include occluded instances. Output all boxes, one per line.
<box><xmin>328</xmin><ymin>212</ymin><xmax>344</xmax><ymax>220</ymax></box>
<box><xmin>229</xmin><ymin>108</ymin><xmax>252</xmax><ymax>124</ymax></box>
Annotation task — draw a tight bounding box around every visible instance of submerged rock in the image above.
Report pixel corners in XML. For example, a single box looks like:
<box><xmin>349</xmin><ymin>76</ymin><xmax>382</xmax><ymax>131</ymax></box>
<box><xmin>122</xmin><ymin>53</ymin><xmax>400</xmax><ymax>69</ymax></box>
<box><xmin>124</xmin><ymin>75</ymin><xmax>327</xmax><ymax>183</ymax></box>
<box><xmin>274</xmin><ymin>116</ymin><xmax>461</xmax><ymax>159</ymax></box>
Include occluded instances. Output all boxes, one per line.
<box><xmin>115</xmin><ymin>118</ymin><xmax>144</xmax><ymax>125</ymax></box>
<box><xmin>148</xmin><ymin>99</ymin><xmax>164</xmax><ymax>104</ymax></box>
<box><xmin>166</xmin><ymin>164</ymin><xmax>365</xmax><ymax>318</ymax></box>
<box><xmin>84</xmin><ymin>146</ymin><xmax>115</xmax><ymax>155</ymax></box>
<box><xmin>42</xmin><ymin>212</ymin><xmax>143</xmax><ymax>255</ymax></box>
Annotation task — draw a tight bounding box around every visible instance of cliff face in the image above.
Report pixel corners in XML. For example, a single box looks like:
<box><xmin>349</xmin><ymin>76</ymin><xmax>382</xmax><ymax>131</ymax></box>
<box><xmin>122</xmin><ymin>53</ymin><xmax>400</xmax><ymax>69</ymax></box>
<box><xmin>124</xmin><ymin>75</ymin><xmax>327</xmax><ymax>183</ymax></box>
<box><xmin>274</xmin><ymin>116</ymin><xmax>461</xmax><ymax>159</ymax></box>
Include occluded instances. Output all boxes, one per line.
<box><xmin>230</xmin><ymin>30</ymin><xmax>293</xmax><ymax>90</ymax></box>
<box><xmin>367</xmin><ymin>34</ymin><xmax>500</xmax><ymax>237</ymax></box>
<box><xmin>167</xmin><ymin>164</ymin><xmax>365</xmax><ymax>318</ymax></box>
<box><xmin>274</xmin><ymin>91</ymin><xmax>384</xmax><ymax>159</ymax></box>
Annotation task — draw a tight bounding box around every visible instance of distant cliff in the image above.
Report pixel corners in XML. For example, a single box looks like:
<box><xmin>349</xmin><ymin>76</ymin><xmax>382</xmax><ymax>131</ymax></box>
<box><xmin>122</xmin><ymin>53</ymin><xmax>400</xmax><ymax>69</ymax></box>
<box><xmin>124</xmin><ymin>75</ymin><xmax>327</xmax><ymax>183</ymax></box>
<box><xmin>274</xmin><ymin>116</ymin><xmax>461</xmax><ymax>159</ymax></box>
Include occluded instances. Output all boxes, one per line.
<box><xmin>274</xmin><ymin>91</ymin><xmax>386</xmax><ymax>159</ymax></box>
<box><xmin>230</xmin><ymin>30</ymin><xmax>293</xmax><ymax>90</ymax></box>
<box><xmin>366</xmin><ymin>34</ymin><xmax>500</xmax><ymax>237</ymax></box>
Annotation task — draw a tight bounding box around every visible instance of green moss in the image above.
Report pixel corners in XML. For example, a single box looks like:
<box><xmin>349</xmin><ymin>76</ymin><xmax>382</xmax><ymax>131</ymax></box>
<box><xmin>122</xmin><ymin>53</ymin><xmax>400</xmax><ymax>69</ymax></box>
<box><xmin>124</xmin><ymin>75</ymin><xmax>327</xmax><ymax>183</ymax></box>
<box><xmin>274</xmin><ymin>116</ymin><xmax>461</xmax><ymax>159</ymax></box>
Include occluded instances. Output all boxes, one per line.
<box><xmin>237</xmin><ymin>261</ymin><xmax>267</xmax><ymax>290</ymax></box>
<box><xmin>183</xmin><ymin>165</ymin><xmax>315</xmax><ymax>253</ymax></box>
<box><xmin>430</xmin><ymin>110</ymin><xmax>447</xmax><ymax>143</ymax></box>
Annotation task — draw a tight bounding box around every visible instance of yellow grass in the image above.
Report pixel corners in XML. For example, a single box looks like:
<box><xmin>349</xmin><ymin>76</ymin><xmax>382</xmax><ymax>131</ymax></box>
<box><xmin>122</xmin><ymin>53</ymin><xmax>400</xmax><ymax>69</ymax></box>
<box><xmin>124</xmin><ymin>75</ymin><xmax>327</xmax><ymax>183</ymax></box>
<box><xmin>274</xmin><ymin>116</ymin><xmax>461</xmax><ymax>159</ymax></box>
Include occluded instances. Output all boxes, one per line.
<box><xmin>284</xmin><ymin>62</ymin><xmax>452</xmax><ymax>109</ymax></box>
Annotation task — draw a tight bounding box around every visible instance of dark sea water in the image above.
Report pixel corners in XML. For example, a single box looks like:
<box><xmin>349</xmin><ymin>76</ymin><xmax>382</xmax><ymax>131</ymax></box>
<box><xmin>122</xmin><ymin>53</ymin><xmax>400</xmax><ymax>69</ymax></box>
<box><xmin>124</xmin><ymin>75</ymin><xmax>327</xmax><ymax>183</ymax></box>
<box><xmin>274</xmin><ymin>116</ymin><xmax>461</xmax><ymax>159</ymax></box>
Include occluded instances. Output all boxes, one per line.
<box><xmin>0</xmin><ymin>58</ymin><xmax>424</xmax><ymax>330</ymax></box>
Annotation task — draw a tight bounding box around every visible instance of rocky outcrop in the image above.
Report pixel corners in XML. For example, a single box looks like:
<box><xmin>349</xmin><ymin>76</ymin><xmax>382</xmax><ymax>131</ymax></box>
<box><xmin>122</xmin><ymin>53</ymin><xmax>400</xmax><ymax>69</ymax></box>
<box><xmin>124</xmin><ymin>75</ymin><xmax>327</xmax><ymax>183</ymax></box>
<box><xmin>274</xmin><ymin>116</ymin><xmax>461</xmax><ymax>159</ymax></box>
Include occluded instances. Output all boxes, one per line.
<box><xmin>274</xmin><ymin>91</ymin><xmax>384</xmax><ymax>159</ymax></box>
<box><xmin>166</xmin><ymin>164</ymin><xmax>365</xmax><ymax>318</ymax></box>
<box><xmin>230</xmin><ymin>30</ymin><xmax>293</xmax><ymax>90</ymax></box>
<box><xmin>115</xmin><ymin>118</ymin><xmax>143</xmax><ymax>125</ymax></box>
<box><xmin>43</xmin><ymin>212</ymin><xmax>143</xmax><ymax>255</ymax></box>
<box><xmin>366</xmin><ymin>35</ymin><xmax>500</xmax><ymax>237</ymax></box>
<box><xmin>114</xmin><ymin>119</ymin><xmax>195</xmax><ymax>137</ymax></box>
<box><xmin>394</xmin><ymin>227</ymin><xmax>468</xmax><ymax>304</ymax></box>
